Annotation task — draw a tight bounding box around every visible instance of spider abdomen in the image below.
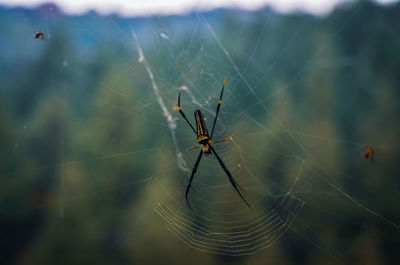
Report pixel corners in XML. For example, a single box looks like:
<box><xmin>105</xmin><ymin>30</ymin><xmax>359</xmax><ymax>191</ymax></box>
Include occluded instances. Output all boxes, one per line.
<box><xmin>194</xmin><ymin>109</ymin><xmax>210</xmax><ymax>139</ymax></box>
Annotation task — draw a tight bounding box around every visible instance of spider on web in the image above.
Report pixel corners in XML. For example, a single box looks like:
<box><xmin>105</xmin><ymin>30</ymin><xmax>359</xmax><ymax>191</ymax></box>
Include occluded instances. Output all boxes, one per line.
<box><xmin>177</xmin><ymin>76</ymin><xmax>253</xmax><ymax>210</ymax></box>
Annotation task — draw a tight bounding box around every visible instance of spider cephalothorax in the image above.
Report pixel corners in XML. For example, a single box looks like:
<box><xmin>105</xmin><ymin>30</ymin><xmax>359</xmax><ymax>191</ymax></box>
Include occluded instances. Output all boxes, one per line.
<box><xmin>177</xmin><ymin>77</ymin><xmax>253</xmax><ymax>210</ymax></box>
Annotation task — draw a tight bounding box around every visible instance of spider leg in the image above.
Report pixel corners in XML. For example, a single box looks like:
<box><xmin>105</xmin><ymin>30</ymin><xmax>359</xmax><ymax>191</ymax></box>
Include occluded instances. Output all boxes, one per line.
<box><xmin>209</xmin><ymin>145</ymin><xmax>253</xmax><ymax>208</ymax></box>
<box><xmin>210</xmin><ymin>76</ymin><xmax>227</xmax><ymax>140</ymax></box>
<box><xmin>185</xmin><ymin>145</ymin><xmax>203</xmax><ymax>191</ymax></box>
<box><xmin>213</xmin><ymin>133</ymin><xmax>237</xmax><ymax>144</ymax></box>
<box><xmin>185</xmin><ymin>150</ymin><xmax>204</xmax><ymax>210</ymax></box>
<box><xmin>178</xmin><ymin>85</ymin><xmax>196</xmax><ymax>134</ymax></box>
<box><xmin>186</xmin><ymin>145</ymin><xmax>201</xmax><ymax>152</ymax></box>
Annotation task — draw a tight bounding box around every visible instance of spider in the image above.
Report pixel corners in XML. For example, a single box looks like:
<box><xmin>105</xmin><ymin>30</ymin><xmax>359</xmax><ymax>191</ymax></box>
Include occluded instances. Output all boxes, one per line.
<box><xmin>34</xmin><ymin>31</ymin><xmax>48</xmax><ymax>40</ymax></box>
<box><xmin>177</xmin><ymin>77</ymin><xmax>253</xmax><ymax>210</ymax></box>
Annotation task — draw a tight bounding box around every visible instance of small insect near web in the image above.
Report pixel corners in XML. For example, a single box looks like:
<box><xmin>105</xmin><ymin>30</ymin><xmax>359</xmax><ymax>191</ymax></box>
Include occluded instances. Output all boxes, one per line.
<box><xmin>34</xmin><ymin>30</ymin><xmax>48</xmax><ymax>41</ymax></box>
<box><xmin>358</xmin><ymin>146</ymin><xmax>375</xmax><ymax>162</ymax></box>
<box><xmin>177</xmin><ymin>76</ymin><xmax>253</xmax><ymax>210</ymax></box>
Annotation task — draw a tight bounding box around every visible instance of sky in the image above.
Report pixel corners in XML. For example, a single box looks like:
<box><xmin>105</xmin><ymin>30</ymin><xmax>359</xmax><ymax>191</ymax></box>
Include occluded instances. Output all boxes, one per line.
<box><xmin>0</xmin><ymin>0</ymin><xmax>398</xmax><ymax>16</ymax></box>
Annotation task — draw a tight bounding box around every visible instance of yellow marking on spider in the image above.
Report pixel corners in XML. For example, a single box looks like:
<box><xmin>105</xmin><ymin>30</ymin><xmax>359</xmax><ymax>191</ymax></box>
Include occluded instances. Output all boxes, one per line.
<box><xmin>201</xmin><ymin>144</ymin><xmax>210</xmax><ymax>153</ymax></box>
<box><xmin>196</xmin><ymin>117</ymin><xmax>201</xmax><ymax>132</ymax></box>
<box><xmin>197</xmin><ymin>135</ymin><xmax>208</xmax><ymax>142</ymax></box>
<box><xmin>223</xmin><ymin>76</ymin><xmax>227</xmax><ymax>86</ymax></box>
<box><xmin>218</xmin><ymin>100</ymin><xmax>222</xmax><ymax>104</ymax></box>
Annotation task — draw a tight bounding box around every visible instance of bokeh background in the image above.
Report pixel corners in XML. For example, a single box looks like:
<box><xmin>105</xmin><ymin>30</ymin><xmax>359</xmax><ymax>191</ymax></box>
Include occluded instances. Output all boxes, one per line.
<box><xmin>1</xmin><ymin>0</ymin><xmax>400</xmax><ymax>264</ymax></box>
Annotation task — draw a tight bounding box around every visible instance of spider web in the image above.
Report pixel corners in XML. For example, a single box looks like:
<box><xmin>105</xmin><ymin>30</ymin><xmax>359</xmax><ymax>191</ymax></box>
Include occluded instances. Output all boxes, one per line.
<box><xmin>126</xmin><ymin>5</ymin><xmax>399</xmax><ymax>257</ymax></box>
<box><xmin>128</xmin><ymin>15</ymin><xmax>307</xmax><ymax>255</ymax></box>
<box><xmin>2</xmin><ymin>1</ymin><xmax>400</xmax><ymax>262</ymax></box>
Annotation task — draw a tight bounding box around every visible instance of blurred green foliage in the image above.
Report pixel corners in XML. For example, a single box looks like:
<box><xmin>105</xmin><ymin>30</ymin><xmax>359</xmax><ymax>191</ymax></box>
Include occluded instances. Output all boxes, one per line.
<box><xmin>0</xmin><ymin>0</ymin><xmax>400</xmax><ymax>264</ymax></box>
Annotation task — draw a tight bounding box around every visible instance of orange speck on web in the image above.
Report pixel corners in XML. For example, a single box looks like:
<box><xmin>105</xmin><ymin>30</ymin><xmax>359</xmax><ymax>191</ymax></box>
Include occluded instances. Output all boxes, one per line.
<box><xmin>364</xmin><ymin>147</ymin><xmax>374</xmax><ymax>159</ymax></box>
